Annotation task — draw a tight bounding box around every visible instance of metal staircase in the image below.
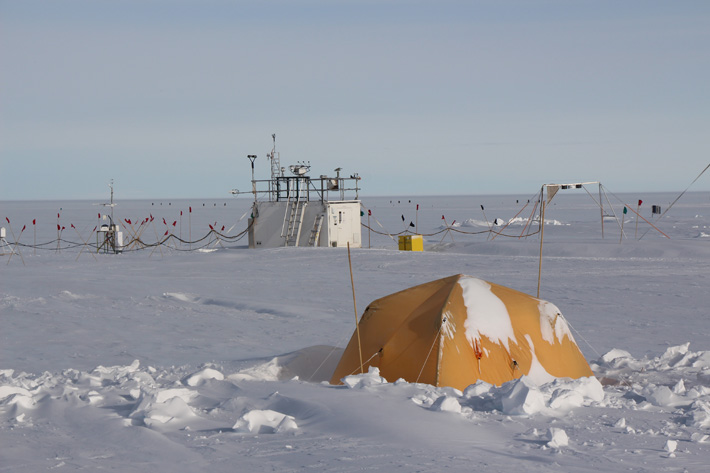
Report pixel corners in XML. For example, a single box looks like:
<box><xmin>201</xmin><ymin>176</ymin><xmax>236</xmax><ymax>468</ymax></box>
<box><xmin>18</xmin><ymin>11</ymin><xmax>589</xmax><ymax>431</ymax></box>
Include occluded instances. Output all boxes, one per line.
<box><xmin>308</xmin><ymin>214</ymin><xmax>324</xmax><ymax>247</ymax></box>
<box><xmin>282</xmin><ymin>200</ymin><xmax>307</xmax><ymax>246</ymax></box>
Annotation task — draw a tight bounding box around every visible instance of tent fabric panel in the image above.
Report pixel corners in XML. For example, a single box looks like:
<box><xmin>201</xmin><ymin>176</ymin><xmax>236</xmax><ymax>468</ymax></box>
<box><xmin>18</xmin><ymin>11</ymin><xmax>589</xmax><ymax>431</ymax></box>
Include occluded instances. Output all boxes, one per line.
<box><xmin>438</xmin><ymin>281</ymin><xmax>525</xmax><ymax>389</ymax></box>
<box><xmin>487</xmin><ymin>282</ymin><xmax>593</xmax><ymax>380</ymax></box>
<box><xmin>330</xmin><ymin>275</ymin><xmax>459</xmax><ymax>384</ymax></box>
<box><xmin>439</xmin><ymin>277</ymin><xmax>592</xmax><ymax>389</ymax></box>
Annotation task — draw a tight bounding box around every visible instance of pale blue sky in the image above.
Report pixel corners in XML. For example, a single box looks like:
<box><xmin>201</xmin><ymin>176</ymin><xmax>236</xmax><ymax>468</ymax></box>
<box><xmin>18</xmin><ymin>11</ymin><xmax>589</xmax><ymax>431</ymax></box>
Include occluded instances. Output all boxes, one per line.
<box><xmin>1</xmin><ymin>0</ymin><xmax>709</xmax><ymax>200</ymax></box>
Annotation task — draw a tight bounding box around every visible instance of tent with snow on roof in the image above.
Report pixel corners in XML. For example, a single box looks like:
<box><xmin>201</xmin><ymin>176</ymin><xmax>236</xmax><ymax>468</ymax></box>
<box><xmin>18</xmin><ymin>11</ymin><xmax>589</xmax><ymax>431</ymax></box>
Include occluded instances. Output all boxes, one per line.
<box><xmin>330</xmin><ymin>274</ymin><xmax>593</xmax><ymax>390</ymax></box>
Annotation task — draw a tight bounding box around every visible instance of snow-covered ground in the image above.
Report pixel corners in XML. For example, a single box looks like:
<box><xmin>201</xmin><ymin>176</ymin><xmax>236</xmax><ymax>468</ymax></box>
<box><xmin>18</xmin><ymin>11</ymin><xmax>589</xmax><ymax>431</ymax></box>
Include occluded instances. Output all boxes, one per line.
<box><xmin>2</xmin><ymin>191</ymin><xmax>710</xmax><ymax>472</ymax></box>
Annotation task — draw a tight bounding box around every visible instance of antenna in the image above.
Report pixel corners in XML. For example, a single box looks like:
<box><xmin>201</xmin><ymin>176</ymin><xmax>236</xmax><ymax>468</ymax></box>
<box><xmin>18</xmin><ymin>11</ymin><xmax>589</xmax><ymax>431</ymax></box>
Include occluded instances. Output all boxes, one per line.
<box><xmin>92</xmin><ymin>178</ymin><xmax>117</xmax><ymax>222</ymax></box>
<box><xmin>96</xmin><ymin>179</ymin><xmax>117</xmax><ymax>225</ymax></box>
<box><xmin>268</xmin><ymin>133</ymin><xmax>281</xmax><ymax>180</ymax></box>
<box><xmin>247</xmin><ymin>154</ymin><xmax>257</xmax><ymax>201</ymax></box>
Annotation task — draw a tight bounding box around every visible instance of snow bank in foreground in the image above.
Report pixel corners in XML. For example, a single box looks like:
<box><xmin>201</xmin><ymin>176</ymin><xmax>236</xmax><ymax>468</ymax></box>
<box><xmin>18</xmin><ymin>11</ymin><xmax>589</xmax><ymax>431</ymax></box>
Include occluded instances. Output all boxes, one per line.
<box><xmin>3</xmin><ymin>344</ymin><xmax>708</xmax><ymax>442</ymax></box>
<box><xmin>401</xmin><ymin>371</ymin><xmax>604</xmax><ymax>417</ymax></box>
<box><xmin>1</xmin><ymin>343</ymin><xmax>708</xmax><ymax>473</ymax></box>
<box><xmin>591</xmin><ymin>343</ymin><xmax>710</xmax><ymax>430</ymax></box>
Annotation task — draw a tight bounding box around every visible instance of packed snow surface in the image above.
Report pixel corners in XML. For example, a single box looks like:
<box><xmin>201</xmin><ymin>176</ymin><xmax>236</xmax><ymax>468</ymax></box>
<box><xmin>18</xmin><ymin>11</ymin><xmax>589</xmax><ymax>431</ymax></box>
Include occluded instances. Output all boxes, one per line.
<box><xmin>2</xmin><ymin>192</ymin><xmax>710</xmax><ymax>471</ymax></box>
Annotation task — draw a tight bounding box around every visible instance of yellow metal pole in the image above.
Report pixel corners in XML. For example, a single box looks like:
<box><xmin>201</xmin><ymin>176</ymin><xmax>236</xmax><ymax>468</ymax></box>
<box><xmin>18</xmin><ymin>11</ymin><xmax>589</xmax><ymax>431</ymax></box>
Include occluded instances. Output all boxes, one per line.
<box><xmin>347</xmin><ymin>242</ymin><xmax>364</xmax><ymax>374</ymax></box>
<box><xmin>537</xmin><ymin>195</ymin><xmax>546</xmax><ymax>299</ymax></box>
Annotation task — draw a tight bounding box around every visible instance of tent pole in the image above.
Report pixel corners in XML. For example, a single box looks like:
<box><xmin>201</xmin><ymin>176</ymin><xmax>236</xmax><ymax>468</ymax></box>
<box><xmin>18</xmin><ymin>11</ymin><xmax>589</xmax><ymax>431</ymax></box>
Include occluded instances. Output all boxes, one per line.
<box><xmin>520</xmin><ymin>199</ymin><xmax>539</xmax><ymax>239</ymax></box>
<box><xmin>537</xmin><ymin>188</ymin><xmax>545</xmax><ymax>299</ymax></box>
<box><xmin>639</xmin><ymin>162</ymin><xmax>710</xmax><ymax>240</ymax></box>
<box><xmin>481</xmin><ymin>205</ymin><xmax>491</xmax><ymax>240</ymax></box>
<box><xmin>600</xmin><ymin>185</ymin><xmax>624</xmax><ymax>233</ymax></box>
<box><xmin>614</xmin><ymin>198</ymin><xmax>670</xmax><ymax>239</ymax></box>
<box><xmin>599</xmin><ymin>183</ymin><xmax>604</xmax><ymax>239</ymax></box>
<box><xmin>491</xmin><ymin>199</ymin><xmax>529</xmax><ymax>241</ymax></box>
<box><xmin>347</xmin><ymin>242</ymin><xmax>364</xmax><ymax>374</ymax></box>
<box><xmin>415</xmin><ymin>204</ymin><xmax>419</xmax><ymax>234</ymax></box>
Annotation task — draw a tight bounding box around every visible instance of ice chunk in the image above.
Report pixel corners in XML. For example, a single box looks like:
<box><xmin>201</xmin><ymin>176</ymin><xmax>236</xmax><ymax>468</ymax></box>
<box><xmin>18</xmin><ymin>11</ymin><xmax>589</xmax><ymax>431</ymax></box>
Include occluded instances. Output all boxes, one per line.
<box><xmin>664</xmin><ymin>439</ymin><xmax>677</xmax><ymax>453</ymax></box>
<box><xmin>647</xmin><ymin>386</ymin><xmax>688</xmax><ymax>408</ymax></box>
<box><xmin>229</xmin><ymin>358</ymin><xmax>281</xmax><ymax>382</ymax></box>
<box><xmin>137</xmin><ymin>396</ymin><xmax>198</xmax><ymax>429</ymax></box>
<box><xmin>234</xmin><ymin>409</ymin><xmax>297</xmax><ymax>434</ymax></box>
<box><xmin>431</xmin><ymin>395</ymin><xmax>462</xmax><ymax>413</ymax></box>
<box><xmin>501</xmin><ymin>377</ymin><xmax>545</xmax><ymax>415</ymax></box>
<box><xmin>341</xmin><ymin>367</ymin><xmax>388</xmax><ymax>389</ymax></box>
<box><xmin>672</xmin><ymin>379</ymin><xmax>686</xmax><ymax>394</ymax></box>
<box><xmin>185</xmin><ymin>367</ymin><xmax>224</xmax><ymax>386</ymax></box>
<box><xmin>660</xmin><ymin>343</ymin><xmax>691</xmax><ymax>367</ymax></box>
<box><xmin>689</xmin><ymin>400</ymin><xmax>710</xmax><ymax>428</ymax></box>
<box><xmin>547</xmin><ymin>428</ymin><xmax>569</xmax><ymax>449</ymax></box>
<box><xmin>549</xmin><ymin>389</ymin><xmax>585</xmax><ymax>410</ymax></box>
<box><xmin>601</xmin><ymin>349</ymin><xmax>632</xmax><ymax>363</ymax></box>
<box><xmin>0</xmin><ymin>386</ymin><xmax>33</xmax><ymax>401</ymax></box>
<box><xmin>463</xmin><ymin>381</ymin><xmax>494</xmax><ymax>398</ymax></box>
<box><xmin>570</xmin><ymin>376</ymin><xmax>605</xmax><ymax>403</ymax></box>
<box><xmin>155</xmin><ymin>388</ymin><xmax>198</xmax><ymax>404</ymax></box>
<box><xmin>691</xmin><ymin>351</ymin><xmax>710</xmax><ymax>368</ymax></box>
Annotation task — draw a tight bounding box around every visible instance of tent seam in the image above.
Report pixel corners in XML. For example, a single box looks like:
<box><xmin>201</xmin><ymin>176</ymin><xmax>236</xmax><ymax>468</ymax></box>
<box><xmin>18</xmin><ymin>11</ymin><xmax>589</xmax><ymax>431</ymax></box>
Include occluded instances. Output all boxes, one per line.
<box><xmin>433</xmin><ymin>274</ymin><xmax>463</xmax><ymax>387</ymax></box>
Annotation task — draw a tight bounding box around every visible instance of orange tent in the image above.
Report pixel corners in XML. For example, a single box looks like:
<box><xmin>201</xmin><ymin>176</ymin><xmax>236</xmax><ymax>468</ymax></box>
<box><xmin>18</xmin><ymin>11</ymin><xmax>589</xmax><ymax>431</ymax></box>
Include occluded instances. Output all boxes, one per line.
<box><xmin>331</xmin><ymin>274</ymin><xmax>593</xmax><ymax>390</ymax></box>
